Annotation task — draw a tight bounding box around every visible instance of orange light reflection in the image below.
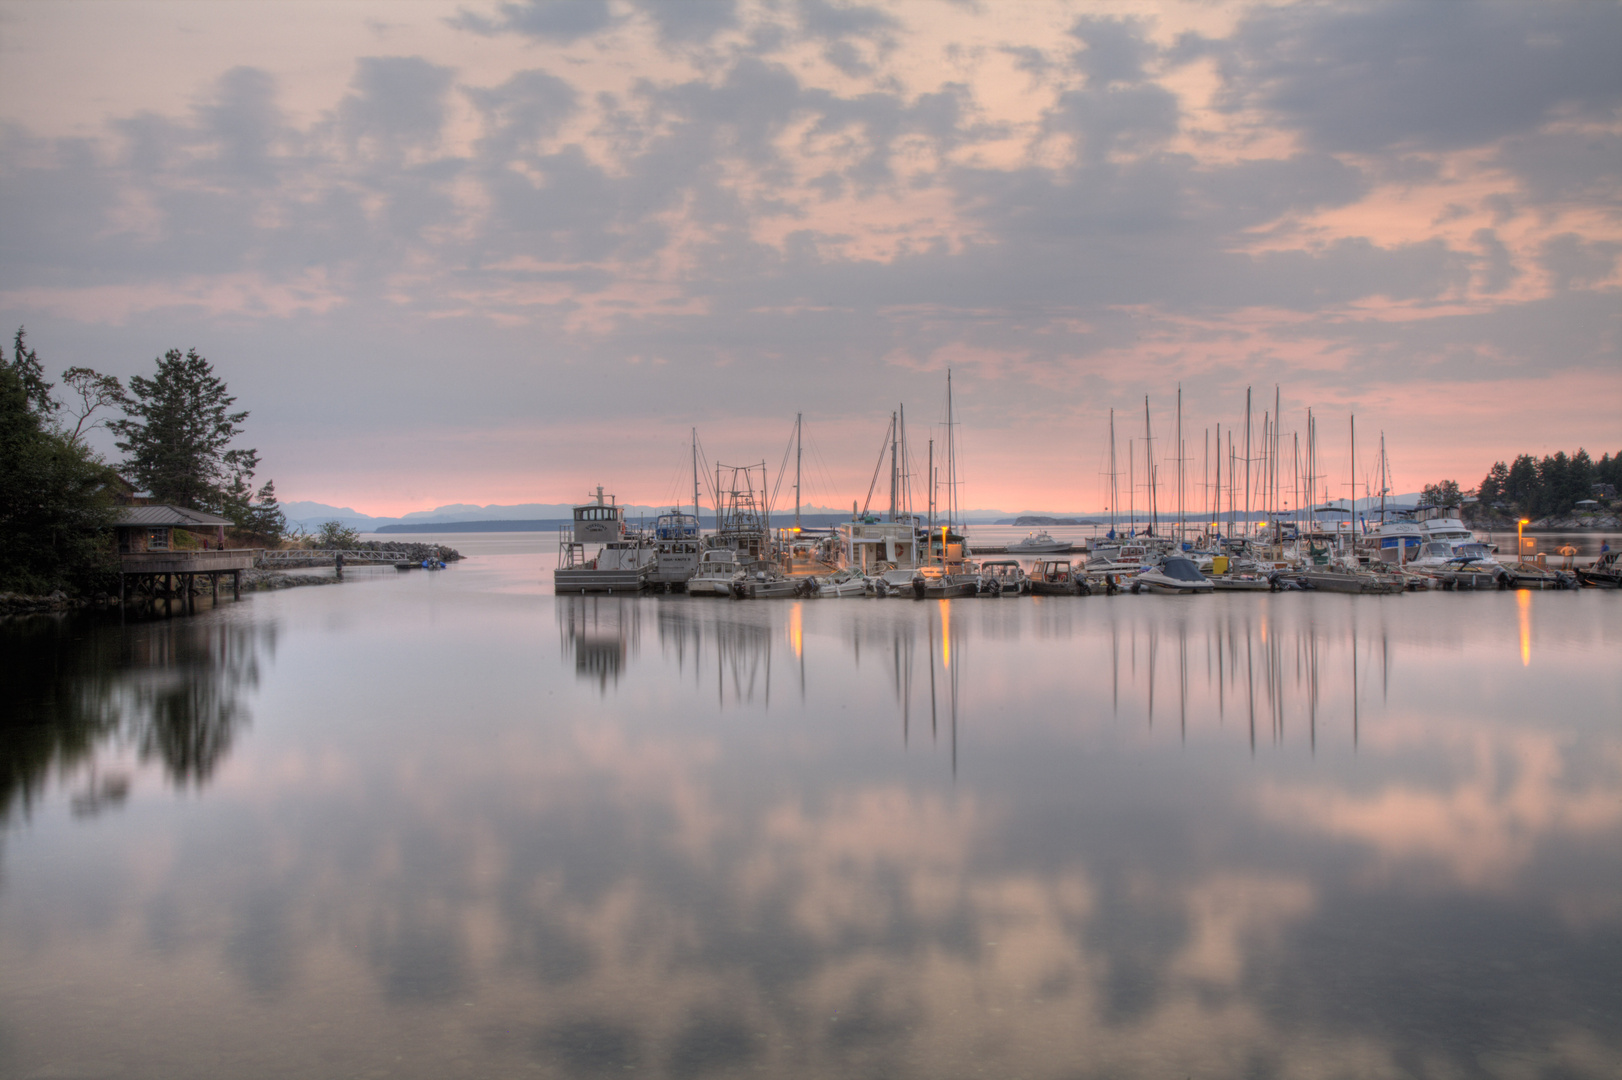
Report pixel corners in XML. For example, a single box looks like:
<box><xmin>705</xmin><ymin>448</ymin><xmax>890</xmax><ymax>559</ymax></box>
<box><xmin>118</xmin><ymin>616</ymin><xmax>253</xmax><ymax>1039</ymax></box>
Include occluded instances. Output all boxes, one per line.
<box><xmin>1517</xmin><ymin>590</ymin><xmax>1531</xmax><ymax>667</ymax></box>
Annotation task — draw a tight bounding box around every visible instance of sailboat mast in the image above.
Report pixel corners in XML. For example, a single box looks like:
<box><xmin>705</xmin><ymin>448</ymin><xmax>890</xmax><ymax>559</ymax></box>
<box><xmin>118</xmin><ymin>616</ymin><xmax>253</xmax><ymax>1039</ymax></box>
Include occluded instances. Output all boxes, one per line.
<box><xmin>1214</xmin><ymin>422</ymin><xmax>1221</xmax><ymax>538</ymax></box>
<box><xmin>1109</xmin><ymin>408</ymin><xmax>1118</xmax><ymax>534</ymax></box>
<box><xmin>1176</xmin><ymin>386</ymin><xmax>1183</xmax><ymax>544</ymax></box>
<box><xmin>1145</xmin><ymin>396</ymin><xmax>1158</xmax><ymax>535</ymax></box>
<box><xmin>946</xmin><ymin>370</ymin><xmax>957</xmax><ymax>530</ymax></box>
<box><xmin>795</xmin><ymin>412</ymin><xmax>802</xmax><ymax>531</ymax></box>
<box><xmin>692</xmin><ymin>427</ymin><xmax>700</xmax><ymax>524</ymax></box>
<box><xmin>1348</xmin><ymin>414</ymin><xmax>1356</xmax><ymax>551</ymax></box>
<box><xmin>889</xmin><ymin>409</ymin><xmax>898</xmax><ymax>523</ymax></box>
<box><xmin>1243</xmin><ymin>387</ymin><xmax>1252</xmax><ymax>538</ymax></box>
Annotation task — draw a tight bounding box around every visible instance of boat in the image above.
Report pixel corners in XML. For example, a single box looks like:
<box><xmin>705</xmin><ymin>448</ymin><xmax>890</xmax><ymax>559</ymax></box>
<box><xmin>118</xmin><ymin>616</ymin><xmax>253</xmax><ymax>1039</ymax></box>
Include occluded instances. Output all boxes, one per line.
<box><xmin>811</xmin><ymin>566</ymin><xmax>870</xmax><ymax>597</ymax></box>
<box><xmin>1405</xmin><ymin>540</ymin><xmax>1510</xmax><ymax>590</ymax></box>
<box><xmin>870</xmin><ymin>567</ymin><xmax>927</xmax><ymax>598</ymax></box>
<box><xmin>1006</xmin><ymin>530</ymin><xmax>1071</xmax><ymax>554</ymax></box>
<box><xmin>1204</xmin><ymin>553</ymin><xmax>1273</xmax><ymax>591</ymax></box>
<box><xmin>729</xmin><ymin>564</ymin><xmax>809</xmax><ymax>599</ymax></box>
<box><xmin>686</xmin><ymin>548</ymin><xmax>747</xmax><ymax>597</ymax></box>
<box><xmin>1132</xmin><ymin>554</ymin><xmax>1213</xmax><ymax>594</ymax></box>
<box><xmin>1301</xmin><ymin>556</ymin><xmax>1404</xmax><ymax>594</ymax></box>
<box><xmin>1028</xmin><ymin>559</ymin><xmax>1090</xmax><ymax>596</ymax></box>
<box><xmin>553</xmin><ymin>488</ymin><xmax>654</xmax><ymax>593</ymax></box>
<box><xmin>977</xmin><ymin>559</ymin><xmax>1029</xmax><ymax>596</ymax></box>
<box><xmin>919</xmin><ymin>563</ymin><xmax>978</xmax><ymax>598</ymax></box>
<box><xmin>1578</xmin><ymin>550</ymin><xmax>1621</xmax><ymax>588</ymax></box>
<box><xmin>648</xmin><ymin>509</ymin><xmax>703</xmax><ymax>591</ymax></box>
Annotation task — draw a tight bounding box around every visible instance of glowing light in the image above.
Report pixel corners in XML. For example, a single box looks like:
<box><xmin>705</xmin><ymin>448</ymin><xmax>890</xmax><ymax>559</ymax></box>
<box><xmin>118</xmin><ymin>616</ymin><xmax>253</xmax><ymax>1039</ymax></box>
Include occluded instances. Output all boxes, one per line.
<box><xmin>1517</xmin><ymin>589</ymin><xmax>1531</xmax><ymax>667</ymax></box>
<box><xmin>789</xmin><ymin>602</ymin><xmax>803</xmax><ymax>660</ymax></box>
<box><xmin>939</xmin><ymin>599</ymin><xmax>951</xmax><ymax>669</ymax></box>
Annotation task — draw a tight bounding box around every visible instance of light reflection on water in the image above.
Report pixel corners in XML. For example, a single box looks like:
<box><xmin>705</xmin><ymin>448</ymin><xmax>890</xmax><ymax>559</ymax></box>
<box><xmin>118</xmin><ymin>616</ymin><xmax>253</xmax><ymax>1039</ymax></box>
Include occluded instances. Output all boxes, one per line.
<box><xmin>1</xmin><ymin>567</ymin><xmax>1619</xmax><ymax>1079</ymax></box>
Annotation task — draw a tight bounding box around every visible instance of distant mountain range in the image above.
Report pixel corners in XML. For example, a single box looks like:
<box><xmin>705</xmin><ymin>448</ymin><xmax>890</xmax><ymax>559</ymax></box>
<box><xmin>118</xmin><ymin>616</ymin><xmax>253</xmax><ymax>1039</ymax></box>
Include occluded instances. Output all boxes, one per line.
<box><xmin>283</xmin><ymin>492</ymin><xmax>1433</xmax><ymax>533</ymax></box>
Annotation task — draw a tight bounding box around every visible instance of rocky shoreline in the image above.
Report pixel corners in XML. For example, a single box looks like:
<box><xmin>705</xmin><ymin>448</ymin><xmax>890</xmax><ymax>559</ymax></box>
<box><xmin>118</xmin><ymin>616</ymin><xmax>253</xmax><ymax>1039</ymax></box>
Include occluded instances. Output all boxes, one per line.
<box><xmin>1468</xmin><ymin>512</ymin><xmax>1620</xmax><ymax>531</ymax></box>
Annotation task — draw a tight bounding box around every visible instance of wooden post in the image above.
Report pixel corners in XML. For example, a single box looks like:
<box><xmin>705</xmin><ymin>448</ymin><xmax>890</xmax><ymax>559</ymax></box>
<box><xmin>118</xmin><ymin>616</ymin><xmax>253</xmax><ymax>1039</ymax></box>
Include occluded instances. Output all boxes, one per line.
<box><xmin>233</xmin><ymin>569</ymin><xmax>241</xmax><ymax>600</ymax></box>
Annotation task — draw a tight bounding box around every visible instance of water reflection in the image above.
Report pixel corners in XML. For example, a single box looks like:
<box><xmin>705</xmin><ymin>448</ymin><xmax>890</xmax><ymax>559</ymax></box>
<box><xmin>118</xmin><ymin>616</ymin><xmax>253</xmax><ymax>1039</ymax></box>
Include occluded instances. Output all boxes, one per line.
<box><xmin>0</xmin><ymin>612</ymin><xmax>274</xmax><ymax>823</ymax></box>
<box><xmin>0</xmin><ymin>589</ymin><xmax>1616</xmax><ymax>1078</ymax></box>
<box><xmin>559</xmin><ymin>596</ymin><xmax>642</xmax><ymax>691</ymax></box>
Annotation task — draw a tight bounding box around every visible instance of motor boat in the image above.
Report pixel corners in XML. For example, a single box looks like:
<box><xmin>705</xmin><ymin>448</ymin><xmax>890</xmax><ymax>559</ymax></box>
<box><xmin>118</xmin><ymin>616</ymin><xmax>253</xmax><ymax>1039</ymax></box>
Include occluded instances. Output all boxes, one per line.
<box><xmin>977</xmin><ymin>559</ymin><xmax>1029</xmax><ymax>596</ymax></box>
<box><xmin>729</xmin><ymin>564</ymin><xmax>807</xmax><ymax>599</ymax></box>
<box><xmin>812</xmin><ymin>567</ymin><xmax>870</xmax><ymax>597</ymax></box>
<box><xmin>1579</xmin><ymin>550</ymin><xmax>1621</xmax><ymax>588</ymax></box>
<box><xmin>919</xmin><ymin>564</ymin><xmax>978</xmax><ymax>598</ymax></box>
<box><xmin>1028</xmin><ymin>559</ymin><xmax>1090</xmax><ymax>595</ymax></box>
<box><xmin>1131</xmin><ymin>554</ymin><xmax>1213</xmax><ymax>595</ymax></box>
<box><xmin>1006</xmin><ymin>530</ymin><xmax>1071</xmax><ymax>554</ymax></box>
<box><xmin>687</xmin><ymin>548</ymin><xmax>747</xmax><ymax>596</ymax></box>
<box><xmin>1301</xmin><ymin>555</ymin><xmax>1405</xmax><ymax>594</ymax></box>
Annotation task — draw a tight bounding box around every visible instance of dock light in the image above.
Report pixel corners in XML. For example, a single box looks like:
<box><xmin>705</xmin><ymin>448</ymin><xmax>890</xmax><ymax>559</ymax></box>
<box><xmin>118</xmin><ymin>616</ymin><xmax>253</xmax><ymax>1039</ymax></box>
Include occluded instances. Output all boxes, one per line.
<box><xmin>1518</xmin><ymin>518</ymin><xmax>1530</xmax><ymax>554</ymax></box>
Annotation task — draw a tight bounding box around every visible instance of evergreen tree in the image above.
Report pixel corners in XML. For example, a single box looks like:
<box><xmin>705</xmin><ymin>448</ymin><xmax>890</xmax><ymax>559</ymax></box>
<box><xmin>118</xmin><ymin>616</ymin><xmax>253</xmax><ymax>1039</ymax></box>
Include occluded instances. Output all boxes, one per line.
<box><xmin>109</xmin><ymin>348</ymin><xmax>253</xmax><ymax>511</ymax></box>
<box><xmin>246</xmin><ymin>481</ymin><xmax>287</xmax><ymax>543</ymax></box>
<box><xmin>9</xmin><ymin>327</ymin><xmax>57</xmax><ymax>420</ymax></box>
<box><xmin>0</xmin><ymin>365</ymin><xmax>118</xmax><ymax>594</ymax></box>
<box><xmin>1477</xmin><ymin>461</ymin><xmax>1510</xmax><ymax>504</ymax></box>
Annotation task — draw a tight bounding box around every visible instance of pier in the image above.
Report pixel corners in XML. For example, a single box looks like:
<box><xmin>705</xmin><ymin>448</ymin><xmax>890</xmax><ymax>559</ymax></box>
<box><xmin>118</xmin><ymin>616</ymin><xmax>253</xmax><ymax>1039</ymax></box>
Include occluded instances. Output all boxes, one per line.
<box><xmin>119</xmin><ymin>547</ymin><xmax>258</xmax><ymax>614</ymax></box>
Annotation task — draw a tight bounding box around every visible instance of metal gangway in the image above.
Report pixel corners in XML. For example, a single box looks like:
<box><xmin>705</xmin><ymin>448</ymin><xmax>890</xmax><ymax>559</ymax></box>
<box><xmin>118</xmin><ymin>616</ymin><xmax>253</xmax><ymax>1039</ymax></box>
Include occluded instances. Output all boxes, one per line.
<box><xmin>256</xmin><ymin>548</ymin><xmax>420</xmax><ymax>568</ymax></box>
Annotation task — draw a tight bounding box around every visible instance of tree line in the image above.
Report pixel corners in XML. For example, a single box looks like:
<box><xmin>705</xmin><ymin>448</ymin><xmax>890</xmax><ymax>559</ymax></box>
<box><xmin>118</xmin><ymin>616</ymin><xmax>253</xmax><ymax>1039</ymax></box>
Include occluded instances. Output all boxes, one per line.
<box><xmin>1</xmin><ymin>328</ymin><xmax>285</xmax><ymax>595</ymax></box>
<box><xmin>1472</xmin><ymin>449</ymin><xmax>1622</xmax><ymax>519</ymax></box>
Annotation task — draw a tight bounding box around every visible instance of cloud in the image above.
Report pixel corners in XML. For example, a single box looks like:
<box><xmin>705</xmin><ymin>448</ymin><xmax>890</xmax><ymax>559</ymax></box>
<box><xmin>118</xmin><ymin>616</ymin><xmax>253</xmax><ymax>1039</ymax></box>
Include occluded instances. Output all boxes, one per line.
<box><xmin>1217</xmin><ymin>2</ymin><xmax>1622</xmax><ymax>155</ymax></box>
<box><xmin>451</xmin><ymin>0</ymin><xmax>615</xmax><ymax>42</ymax></box>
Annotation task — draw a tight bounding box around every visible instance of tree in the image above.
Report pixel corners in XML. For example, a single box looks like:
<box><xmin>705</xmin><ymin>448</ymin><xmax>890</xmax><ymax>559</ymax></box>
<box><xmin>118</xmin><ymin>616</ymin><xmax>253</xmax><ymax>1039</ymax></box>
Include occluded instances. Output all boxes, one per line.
<box><xmin>9</xmin><ymin>327</ymin><xmax>57</xmax><ymax>420</ymax></box>
<box><xmin>109</xmin><ymin>348</ymin><xmax>253</xmax><ymax>512</ymax></box>
<box><xmin>60</xmin><ymin>366</ymin><xmax>129</xmax><ymax>446</ymax></box>
<box><xmin>1477</xmin><ymin>461</ymin><xmax>1509</xmax><ymax>504</ymax></box>
<box><xmin>314</xmin><ymin>520</ymin><xmax>359</xmax><ymax>549</ymax></box>
<box><xmin>1418</xmin><ymin>480</ymin><xmax>1462</xmax><ymax>509</ymax></box>
<box><xmin>0</xmin><ymin>364</ymin><xmax>118</xmax><ymax>595</ymax></box>
<box><xmin>245</xmin><ymin>481</ymin><xmax>287</xmax><ymax>543</ymax></box>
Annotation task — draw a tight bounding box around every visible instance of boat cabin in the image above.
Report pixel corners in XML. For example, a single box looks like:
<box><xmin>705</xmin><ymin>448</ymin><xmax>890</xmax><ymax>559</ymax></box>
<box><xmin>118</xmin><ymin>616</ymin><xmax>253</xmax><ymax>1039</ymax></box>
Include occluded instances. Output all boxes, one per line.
<box><xmin>839</xmin><ymin>519</ymin><xmax>923</xmax><ymax>573</ymax></box>
<box><xmin>572</xmin><ymin>487</ymin><xmax>626</xmax><ymax>545</ymax></box>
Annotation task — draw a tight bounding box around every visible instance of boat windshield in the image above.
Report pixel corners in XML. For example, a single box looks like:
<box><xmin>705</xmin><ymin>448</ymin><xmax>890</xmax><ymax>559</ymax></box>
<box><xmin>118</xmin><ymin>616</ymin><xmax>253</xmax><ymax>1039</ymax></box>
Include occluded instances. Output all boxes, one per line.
<box><xmin>1161</xmin><ymin>557</ymin><xmax>1205</xmax><ymax>582</ymax></box>
<box><xmin>1455</xmin><ymin>543</ymin><xmax>1491</xmax><ymax>558</ymax></box>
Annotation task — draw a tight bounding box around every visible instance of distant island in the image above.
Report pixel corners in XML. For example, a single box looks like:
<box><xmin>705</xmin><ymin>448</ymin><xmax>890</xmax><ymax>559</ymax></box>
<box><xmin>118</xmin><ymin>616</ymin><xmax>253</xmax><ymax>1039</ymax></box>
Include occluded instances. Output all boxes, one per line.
<box><xmin>1010</xmin><ymin>516</ymin><xmax>1100</xmax><ymax>526</ymax></box>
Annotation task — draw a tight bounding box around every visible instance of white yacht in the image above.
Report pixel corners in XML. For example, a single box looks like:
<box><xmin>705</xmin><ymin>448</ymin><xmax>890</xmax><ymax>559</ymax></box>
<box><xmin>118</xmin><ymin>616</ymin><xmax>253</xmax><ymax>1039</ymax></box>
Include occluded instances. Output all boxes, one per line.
<box><xmin>1006</xmin><ymin>530</ymin><xmax>1070</xmax><ymax>554</ymax></box>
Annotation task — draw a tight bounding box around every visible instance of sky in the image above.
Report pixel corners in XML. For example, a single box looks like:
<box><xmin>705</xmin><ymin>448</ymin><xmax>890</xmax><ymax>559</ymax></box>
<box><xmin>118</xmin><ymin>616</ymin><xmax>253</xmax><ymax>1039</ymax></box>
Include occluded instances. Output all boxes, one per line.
<box><xmin>1</xmin><ymin>0</ymin><xmax>1618</xmax><ymax>517</ymax></box>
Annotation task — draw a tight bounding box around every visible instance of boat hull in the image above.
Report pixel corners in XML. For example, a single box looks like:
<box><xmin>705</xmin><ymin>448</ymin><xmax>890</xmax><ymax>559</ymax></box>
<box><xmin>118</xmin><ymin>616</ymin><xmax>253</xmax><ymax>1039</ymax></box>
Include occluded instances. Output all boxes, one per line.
<box><xmin>552</xmin><ymin>567</ymin><xmax>650</xmax><ymax>593</ymax></box>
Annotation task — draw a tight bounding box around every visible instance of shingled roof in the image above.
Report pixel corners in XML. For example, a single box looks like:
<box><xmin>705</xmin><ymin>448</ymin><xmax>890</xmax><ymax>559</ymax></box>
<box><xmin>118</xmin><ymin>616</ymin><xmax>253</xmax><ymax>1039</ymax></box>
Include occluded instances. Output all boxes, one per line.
<box><xmin>114</xmin><ymin>505</ymin><xmax>234</xmax><ymax>528</ymax></box>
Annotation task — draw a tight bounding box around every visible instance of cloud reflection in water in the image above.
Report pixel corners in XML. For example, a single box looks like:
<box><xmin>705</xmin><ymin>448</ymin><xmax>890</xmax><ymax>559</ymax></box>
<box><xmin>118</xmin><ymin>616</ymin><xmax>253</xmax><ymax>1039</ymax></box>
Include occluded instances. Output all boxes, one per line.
<box><xmin>0</xmin><ymin>589</ymin><xmax>1616</xmax><ymax>1078</ymax></box>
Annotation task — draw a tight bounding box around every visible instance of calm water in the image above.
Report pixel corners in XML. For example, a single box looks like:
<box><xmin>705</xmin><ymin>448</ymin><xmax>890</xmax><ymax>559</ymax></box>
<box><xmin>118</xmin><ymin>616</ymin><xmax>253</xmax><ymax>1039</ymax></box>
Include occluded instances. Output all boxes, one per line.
<box><xmin>2</xmin><ymin>548</ymin><xmax>1619</xmax><ymax>1079</ymax></box>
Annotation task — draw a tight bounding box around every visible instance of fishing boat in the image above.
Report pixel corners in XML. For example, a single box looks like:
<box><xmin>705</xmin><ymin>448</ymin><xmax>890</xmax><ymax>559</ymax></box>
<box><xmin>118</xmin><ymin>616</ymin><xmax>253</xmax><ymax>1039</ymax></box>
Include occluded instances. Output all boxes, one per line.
<box><xmin>1028</xmin><ymin>559</ymin><xmax>1090</xmax><ymax>596</ymax></box>
<box><xmin>649</xmin><ymin>509</ymin><xmax>703</xmax><ymax>591</ymax></box>
<box><xmin>553</xmin><ymin>488</ymin><xmax>654</xmax><ymax>593</ymax></box>
<box><xmin>1006</xmin><ymin>530</ymin><xmax>1070</xmax><ymax>554</ymax></box>
<box><xmin>1132</xmin><ymin>554</ymin><xmax>1213</xmax><ymax>595</ymax></box>
<box><xmin>977</xmin><ymin>559</ymin><xmax>1029</xmax><ymax>596</ymax></box>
